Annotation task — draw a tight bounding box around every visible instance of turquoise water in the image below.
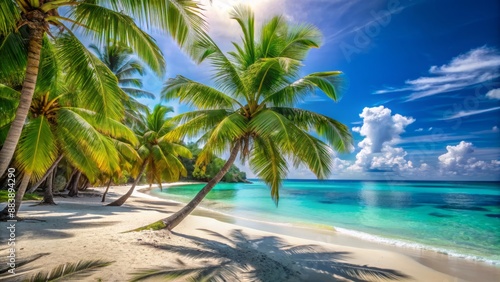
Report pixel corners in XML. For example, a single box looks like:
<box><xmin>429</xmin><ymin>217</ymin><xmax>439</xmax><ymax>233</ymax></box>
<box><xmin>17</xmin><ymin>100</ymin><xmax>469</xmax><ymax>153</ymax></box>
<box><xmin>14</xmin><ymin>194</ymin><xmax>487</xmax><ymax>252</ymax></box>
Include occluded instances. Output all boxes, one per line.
<box><xmin>151</xmin><ymin>180</ymin><xmax>500</xmax><ymax>264</ymax></box>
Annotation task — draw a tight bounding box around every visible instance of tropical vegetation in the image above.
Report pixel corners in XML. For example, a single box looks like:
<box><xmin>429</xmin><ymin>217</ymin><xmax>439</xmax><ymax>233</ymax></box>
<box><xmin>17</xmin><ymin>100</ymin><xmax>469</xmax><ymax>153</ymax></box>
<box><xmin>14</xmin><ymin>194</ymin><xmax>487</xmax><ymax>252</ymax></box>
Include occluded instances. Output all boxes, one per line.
<box><xmin>108</xmin><ymin>104</ymin><xmax>191</xmax><ymax>206</ymax></box>
<box><xmin>0</xmin><ymin>0</ymin><xmax>206</xmax><ymax>179</ymax></box>
<box><xmin>180</xmin><ymin>143</ymin><xmax>248</xmax><ymax>183</ymax></box>
<box><xmin>157</xmin><ymin>5</ymin><xmax>352</xmax><ymax>230</ymax></box>
<box><xmin>0</xmin><ymin>3</ymin><xmax>352</xmax><ymax>239</ymax></box>
<box><xmin>0</xmin><ymin>0</ymin><xmax>207</xmax><ymax>216</ymax></box>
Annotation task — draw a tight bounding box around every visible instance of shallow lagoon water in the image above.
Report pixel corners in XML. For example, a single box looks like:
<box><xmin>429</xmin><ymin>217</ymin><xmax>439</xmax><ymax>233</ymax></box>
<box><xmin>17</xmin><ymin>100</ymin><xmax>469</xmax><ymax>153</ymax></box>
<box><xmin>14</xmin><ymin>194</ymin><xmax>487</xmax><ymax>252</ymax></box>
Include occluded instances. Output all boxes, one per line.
<box><xmin>152</xmin><ymin>180</ymin><xmax>500</xmax><ymax>264</ymax></box>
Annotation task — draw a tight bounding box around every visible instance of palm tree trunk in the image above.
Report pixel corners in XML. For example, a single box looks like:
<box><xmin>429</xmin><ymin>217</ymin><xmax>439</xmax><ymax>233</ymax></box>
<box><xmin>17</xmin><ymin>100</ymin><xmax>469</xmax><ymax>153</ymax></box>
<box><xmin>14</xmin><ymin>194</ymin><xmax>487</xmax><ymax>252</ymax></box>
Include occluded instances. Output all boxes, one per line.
<box><xmin>0</xmin><ymin>173</ymin><xmax>32</xmax><ymax>218</ymax></box>
<box><xmin>158</xmin><ymin>181</ymin><xmax>163</xmax><ymax>191</ymax></box>
<box><xmin>79</xmin><ymin>176</ymin><xmax>89</xmax><ymax>191</ymax></box>
<box><xmin>68</xmin><ymin>171</ymin><xmax>81</xmax><ymax>197</ymax></box>
<box><xmin>107</xmin><ymin>162</ymin><xmax>147</xmax><ymax>206</ymax></box>
<box><xmin>63</xmin><ymin>168</ymin><xmax>77</xmax><ymax>191</ymax></box>
<box><xmin>27</xmin><ymin>155</ymin><xmax>63</xmax><ymax>193</ymax></box>
<box><xmin>42</xmin><ymin>171</ymin><xmax>56</xmax><ymax>205</ymax></box>
<box><xmin>101</xmin><ymin>178</ymin><xmax>112</xmax><ymax>202</ymax></box>
<box><xmin>0</xmin><ymin>25</ymin><xmax>45</xmax><ymax>177</ymax></box>
<box><xmin>162</xmin><ymin>143</ymin><xmax>241</xmax><ymax>231</ymax></box>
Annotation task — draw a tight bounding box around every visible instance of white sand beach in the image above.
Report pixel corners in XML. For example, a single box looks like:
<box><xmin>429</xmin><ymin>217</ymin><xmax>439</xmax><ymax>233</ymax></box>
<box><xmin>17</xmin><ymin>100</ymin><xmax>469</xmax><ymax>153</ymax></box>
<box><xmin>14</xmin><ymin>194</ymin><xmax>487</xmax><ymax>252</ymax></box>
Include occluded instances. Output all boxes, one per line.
<box><xmin>1</xmin><ymin>184</ymin><xmax>498</xmax><ymax>281</ymax></box>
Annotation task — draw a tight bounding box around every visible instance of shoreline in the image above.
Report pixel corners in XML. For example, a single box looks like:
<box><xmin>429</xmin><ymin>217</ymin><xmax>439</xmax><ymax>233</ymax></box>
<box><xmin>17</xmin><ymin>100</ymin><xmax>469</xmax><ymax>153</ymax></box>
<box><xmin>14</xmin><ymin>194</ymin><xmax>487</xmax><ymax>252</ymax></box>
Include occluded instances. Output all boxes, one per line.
<box><xmin>141</xmin><ymin>183</ymin><xmax>500</xmax><ymax>281</ymax></box>
<box><xmin>0</xmin><ymin>183</ymin><xmax>498</xmax><ymax>281</ymax></box>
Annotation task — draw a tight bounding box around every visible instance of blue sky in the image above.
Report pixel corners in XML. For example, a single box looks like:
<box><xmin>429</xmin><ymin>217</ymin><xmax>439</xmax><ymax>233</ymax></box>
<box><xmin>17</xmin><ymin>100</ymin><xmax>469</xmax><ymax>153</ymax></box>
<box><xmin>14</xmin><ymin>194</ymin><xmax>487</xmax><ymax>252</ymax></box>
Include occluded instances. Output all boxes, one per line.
<box><xmin>139</xmin><ymin>0</ymin><xmax>500</xmax><ymax>181</ymax></box>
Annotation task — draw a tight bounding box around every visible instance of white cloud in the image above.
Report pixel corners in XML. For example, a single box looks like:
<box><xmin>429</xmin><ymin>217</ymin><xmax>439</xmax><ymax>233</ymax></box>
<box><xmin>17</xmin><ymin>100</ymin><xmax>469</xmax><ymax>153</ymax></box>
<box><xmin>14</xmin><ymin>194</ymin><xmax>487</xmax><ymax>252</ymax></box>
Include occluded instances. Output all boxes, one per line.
<box><xmin>438</xmin><ymin>141</ymin><xmax>500</xmax><ymax>175</ymax></box>
<box><xmin>348</xmin><ymin>106</ymin><xmax>415</xmax><ymax>172</ymax></box>
<box><xmin>493</xmin><ymin>126</ymin><xmax>499</xmax><ymax>132</ymax></box>
<box><xmin>440</xmin><ymin>106</ymin><xmax>500</xmax><ymax>120</ymax></box>
<box><xmin>486</xmin><ymin>88</ymin><xmax>500</xmax><ymax>99</ymax></box>
<box><xmin>415</xmin><ymin>128</ymin><xmax>423</xmax><ymax>132</ymax></box>
<box><xmin>374</xmin><ymin>46</ymin><xmax>500</xmax><ymax>101</ymax></box>
<box><xmin>352</xmin><ymin>106</ymin><xmax>414</xmax><ymax>152</ymax></box>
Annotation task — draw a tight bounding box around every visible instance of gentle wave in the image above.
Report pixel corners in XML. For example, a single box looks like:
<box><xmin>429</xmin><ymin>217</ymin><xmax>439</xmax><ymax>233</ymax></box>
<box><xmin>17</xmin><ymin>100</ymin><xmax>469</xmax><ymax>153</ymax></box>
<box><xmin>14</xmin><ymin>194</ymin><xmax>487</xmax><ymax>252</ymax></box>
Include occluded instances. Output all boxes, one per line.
<box><xmin>334</xmin><ymin>227</ymin><xmax>500</xmax><ymax>265</ymax></box>
<box><xmin>147</xmin><ymin>187</ymin><xmax>500</xmax><ymax>266</ymax></box>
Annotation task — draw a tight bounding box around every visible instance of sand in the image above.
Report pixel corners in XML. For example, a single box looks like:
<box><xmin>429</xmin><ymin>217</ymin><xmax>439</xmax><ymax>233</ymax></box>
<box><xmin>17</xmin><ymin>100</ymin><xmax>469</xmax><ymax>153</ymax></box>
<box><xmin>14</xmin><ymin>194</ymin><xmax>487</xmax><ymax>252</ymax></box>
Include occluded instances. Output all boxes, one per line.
<box><xmin>0</xmin><ymin>183</ymin><xmax>498</xmax><ymax>281</ymax></box>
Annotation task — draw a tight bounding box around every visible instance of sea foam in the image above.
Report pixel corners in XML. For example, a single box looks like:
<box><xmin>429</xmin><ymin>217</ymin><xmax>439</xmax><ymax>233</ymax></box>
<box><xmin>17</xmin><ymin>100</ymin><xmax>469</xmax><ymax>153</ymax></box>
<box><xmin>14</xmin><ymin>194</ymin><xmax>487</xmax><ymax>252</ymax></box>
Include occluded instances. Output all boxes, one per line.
<box><xmin>334</xmin><ymin>227</ymin><xmax>500</xmax><ymax>265</ymax></box>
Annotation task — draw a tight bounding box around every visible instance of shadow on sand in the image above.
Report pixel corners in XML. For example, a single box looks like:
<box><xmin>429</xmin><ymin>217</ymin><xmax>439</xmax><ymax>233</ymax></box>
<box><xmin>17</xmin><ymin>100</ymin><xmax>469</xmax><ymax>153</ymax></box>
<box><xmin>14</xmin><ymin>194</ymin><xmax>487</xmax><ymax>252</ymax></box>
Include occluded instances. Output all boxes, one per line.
<box><xmin>132</xmin><ymin>229</ymin><xmax>411</xmax><ymax>282</ymax></box>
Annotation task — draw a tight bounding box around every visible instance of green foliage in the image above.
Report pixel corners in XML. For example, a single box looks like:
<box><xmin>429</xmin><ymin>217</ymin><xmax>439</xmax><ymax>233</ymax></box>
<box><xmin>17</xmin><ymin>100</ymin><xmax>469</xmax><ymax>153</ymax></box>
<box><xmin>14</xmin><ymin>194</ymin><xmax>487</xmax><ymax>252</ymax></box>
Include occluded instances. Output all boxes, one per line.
<box><xmin>26</xmin><ymin>260</ymin><xmax>114</xmax><ymax>282</ymax></box>
<box><xmin>130</xmin><ymin>261</ymin><xmax>240</xmax><ymax>282</ymax></box>
<box><xmin>0</xmin><ymin>191</ymin><xmax>41</xmax><ymax>202</ymax></box>
<box><xmin>180</xmin><ymin>143</ymin><xmax>247</xmax><ymax>183</ymax></box>
<box><xmin>129</xmin><ymin>220</ymin><xmax>166</xmax><ymax>232</ymax></box>
<box><xmin>0</xmin><ymin>0</ymin><xmax>207</xmax><ymax>176</ymax></box>
<box><xmin>163</xmin><ymin>6</ymin><xmax>353</xmax><ymax>204</ymax></box>
<box><xmin>133</xmin><ymin>104</ymin><xmax>192</xmax><ymax>186</ymax></box>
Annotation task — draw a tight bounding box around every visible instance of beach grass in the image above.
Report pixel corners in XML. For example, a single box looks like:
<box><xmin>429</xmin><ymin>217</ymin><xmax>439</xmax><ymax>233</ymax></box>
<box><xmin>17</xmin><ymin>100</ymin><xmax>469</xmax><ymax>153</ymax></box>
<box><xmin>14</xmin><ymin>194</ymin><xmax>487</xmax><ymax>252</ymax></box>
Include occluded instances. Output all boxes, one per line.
<box><xmin>0</xmin><ymin>190</ymin><xmax>41</xmax><ymax>202</ymax></box>
<box><xmin>128</xmin><ymin>220</ymin><xmax>166</xmax><ymax>232</ymax></box>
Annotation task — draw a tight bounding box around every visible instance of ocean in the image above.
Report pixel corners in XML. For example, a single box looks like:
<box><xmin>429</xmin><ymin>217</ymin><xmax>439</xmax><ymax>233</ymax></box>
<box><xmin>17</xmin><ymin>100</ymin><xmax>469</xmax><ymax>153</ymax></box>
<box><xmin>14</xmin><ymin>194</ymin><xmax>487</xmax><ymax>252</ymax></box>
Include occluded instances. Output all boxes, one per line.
<box><xmin>150</xmin><ymin>180</ymin><xmax>500</xmax><ymax>264</ymax></box>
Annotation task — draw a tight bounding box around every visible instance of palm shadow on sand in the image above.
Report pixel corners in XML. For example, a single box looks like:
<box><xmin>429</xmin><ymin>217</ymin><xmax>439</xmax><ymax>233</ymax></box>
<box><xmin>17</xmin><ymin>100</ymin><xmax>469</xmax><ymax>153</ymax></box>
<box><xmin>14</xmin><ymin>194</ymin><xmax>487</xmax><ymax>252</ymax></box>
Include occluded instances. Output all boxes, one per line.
<box><xmin>132</xmin><ymin>228</ymin><xmax>411</xmax><ymax>282</ymax></box>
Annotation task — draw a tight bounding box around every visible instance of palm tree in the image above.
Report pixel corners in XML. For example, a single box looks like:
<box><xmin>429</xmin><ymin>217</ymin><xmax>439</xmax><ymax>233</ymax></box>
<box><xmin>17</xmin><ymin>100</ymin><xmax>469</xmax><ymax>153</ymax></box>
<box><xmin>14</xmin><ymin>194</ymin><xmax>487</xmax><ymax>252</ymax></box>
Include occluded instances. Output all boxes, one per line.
<box><xmin>108</xmin><ymin>104</ymin><xmax>191</xmax><ymax>206</ymax></box>
<box><xmin>5</xmin><ymin>82</ymin><xmax>138</xmax><ymax>216</ymax></box>
<box><xmin>159</xmin><ymin>6</ymin><xmax>353</xmax><ymax>230</ymax></box>
<box><xmin>89</xmin><ymin>43</ymin><xmax>155</xmax><ymax>123</ymax></box>
<box><xmin>0</xmin><ymin>0</ymin><xmax>206</xmax><ymax>177</ymax></box>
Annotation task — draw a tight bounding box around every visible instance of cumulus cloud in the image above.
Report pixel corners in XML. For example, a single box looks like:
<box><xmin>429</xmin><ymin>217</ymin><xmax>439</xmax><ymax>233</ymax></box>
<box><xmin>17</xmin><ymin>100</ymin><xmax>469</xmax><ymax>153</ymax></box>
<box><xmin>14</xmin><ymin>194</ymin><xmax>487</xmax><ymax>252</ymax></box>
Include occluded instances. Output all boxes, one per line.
<box><xmin>374</xmin><ymin>46</ymin><xmax>500</xmax><ymax>101</ymax></box>
<box><xmin>352</xmin><ymin>106</ymin><xmax>414</xmax><ymax>152</ymax></box>
<box><xmin>349</xmin><ymin>106</ymin><xmax>415</xmax><ymax>172</ymax></box>
<box><xmin>438</xmin><ymin>141</ymin><xmax>500</xmax><ymax>175</ymax></box>
<box><xmin>486</xmin><ymin>88</ymin><xmax>500</xmax><ymax>99</ymax></box>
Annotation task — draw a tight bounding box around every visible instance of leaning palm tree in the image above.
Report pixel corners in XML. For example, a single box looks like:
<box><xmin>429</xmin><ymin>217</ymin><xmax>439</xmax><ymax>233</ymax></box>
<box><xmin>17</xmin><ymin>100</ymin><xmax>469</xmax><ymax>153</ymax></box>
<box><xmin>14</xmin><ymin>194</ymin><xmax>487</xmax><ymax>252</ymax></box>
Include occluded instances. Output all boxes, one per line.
<box><xmin>108</xmin><ymin>104</ymin><xmax>191</xmax><ymax>206</ymax></box>
<box><xmin>0</xmin><ymin>0</ymin><xmax>206</xmax><ymax>177</ymax></box>
<box><xmin>158</xmin><ymin>6</ymin><xmax>353</xmax><ymax>230</ymax></box>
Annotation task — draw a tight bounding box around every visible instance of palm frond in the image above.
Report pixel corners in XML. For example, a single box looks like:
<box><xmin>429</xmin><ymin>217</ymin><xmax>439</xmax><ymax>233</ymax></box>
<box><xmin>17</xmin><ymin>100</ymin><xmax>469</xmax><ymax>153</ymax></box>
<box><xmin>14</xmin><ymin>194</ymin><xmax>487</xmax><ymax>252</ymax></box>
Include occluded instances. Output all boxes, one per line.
<box><xmin>258</xmin><ymin>15</ymin><xmax>287</xmax><ymax>58</ymax></box>
<box><xmin>250</xmin><ymin>136</ymin><xmax>288</xmax><ymax>203</ymax></box>
<box><xmin>113</xmin><ymin>139</ymin><xmax>141</xmax><ymax>163</ymax></box>
<box><xmin>230</xmin><ymin>5</ymin><xmax>256</xmax><ymax>65</ymax></box>
<box><xmin>250</xmin><ymin>109</ymin><xmax>333</xmax><ymax>180</ymax></box>
<box><xmin>163</xmin><ymin>75</ymin><xmax>241</xmax><ymax>109</ymax></box>
<box><xmin>244</xmin><ymin>57</ymin><xmax>302</xmax><ymax>100</ymax></box>
<box><xmin>70</xmin><ymin>3</ymin><xmax>165</xmax><ymax>76</ymax></box>
<box><xmin>147</xmin><ymin>104</ymin><xmax>174</xmax><ymax>133</ymax></box>
<box><xmin>270</xmin><ymin>107</ymin><xmax>352</xmax><ymax>153</ymax></box>
<box><xmin>27</xmin><ymin>259</ymin><xmax>113</xmax><ymax>282</ymax></box>
<box><xmin>105</xmin><ymin>0</ymin><xmax>207</xmax><ymax>48</ymax></box>
<box><xmin>57</xmin><ymin>109</ymin><xmax>120</xmax><ymax>175</ymax></box>
<box><xmin>278</xmin><ymin>23</ymin><xmax>323</xmax><ymax>60</ymax></box>
<box><xmin>0</xmin><ymin>1</ymin><xmax>20</xmax><ymax>35</ymax></box>
<box><xmin>188</xmin><ymin>35</ymin><xmax>249</xmax><ymax>100</ymax></box>
<box><xmin>56</xmin><ymin>34</ymin><xmax>125</xmax><ymax>120</ymax></box>
<box><xmin>121</xmin><ymin>88</ymin><xmax>155</xmax><ymax>99</ymax></box>
<box><xmin>67</xmin><ymin>107</ymin><xmax>139</xmax><ymax>146</ymax></box>
<box><xmin>196</xmin><ymin>113</ymin><xmax>247</xmax><ymax>166</ymax></box>
<box><xmin>0</xmin><ymin>28</ymin><xmax>28</xmax><ymax>81</ymax></box>
<box><xmin>164</xmin><ymin>109</ymin><xmax>232</xmax><ymax>141</ymax></box>
<box><xmin>117</xmin><ymin>62</ymin><xmax>145</xmax><ymax>78</ymax></box>
<box><xmin>0</xmin><ymin>84</ymin><xmax>20</xmax><ymax>128</ymax></box>
<box><xmin>15</xmin><ymin>116</ymin><xmax>58</xmax><ymax>181</ymax></box>
<box><xmin>262</xmin><ymin>71</ymin><xmax>344</xmax><ymax>106</ymax></box>
<box><xmin>35</xmin><ymin>35</ymin><xmax>59</xmax><ymax>94</ymax></box>
<box><xmin>130</xmin><ymin>261</ymin><xmax>240</xmax><ymax>282</ymax></box>
<box><xmin>119</xmin><ymin>78</ymin><xmax>142</xmax><ymax>87</ymax></box>
<box><xmin>0</xmin><ymin>252</ymin><xmax>49</xmax><ymax>275</ymax></box>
